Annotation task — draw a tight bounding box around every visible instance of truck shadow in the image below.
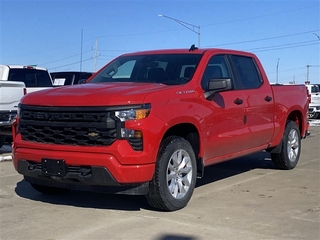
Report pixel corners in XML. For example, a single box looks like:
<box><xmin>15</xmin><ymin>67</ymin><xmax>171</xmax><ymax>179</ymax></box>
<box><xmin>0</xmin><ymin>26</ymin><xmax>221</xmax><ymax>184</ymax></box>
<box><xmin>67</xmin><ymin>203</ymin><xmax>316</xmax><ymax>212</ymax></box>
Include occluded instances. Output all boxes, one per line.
<box><xmin>196</xmin><ymin>151</ymin><xmax>275</xmax><ymax>187</ymax></box>
<box><xmin>14</xmin><ymin>151</ymin><xmax>275</xmax><ymax>211</ymax></box>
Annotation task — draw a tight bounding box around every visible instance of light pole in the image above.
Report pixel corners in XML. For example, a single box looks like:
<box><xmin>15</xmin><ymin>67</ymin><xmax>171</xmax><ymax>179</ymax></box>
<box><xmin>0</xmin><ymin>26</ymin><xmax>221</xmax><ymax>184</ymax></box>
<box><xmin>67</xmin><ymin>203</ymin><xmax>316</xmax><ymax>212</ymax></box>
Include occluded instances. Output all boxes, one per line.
<box><xmin>158</xmin><ymin>14</ymin><xmax>200</xmax><ymax>47</ymax></box>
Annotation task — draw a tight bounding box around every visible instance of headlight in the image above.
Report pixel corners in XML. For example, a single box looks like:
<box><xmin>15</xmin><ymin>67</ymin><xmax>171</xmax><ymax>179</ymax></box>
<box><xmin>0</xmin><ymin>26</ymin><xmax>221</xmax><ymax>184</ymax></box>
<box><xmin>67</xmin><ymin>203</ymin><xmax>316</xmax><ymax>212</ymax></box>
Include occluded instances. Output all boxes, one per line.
<box><xmin>113</xmin><ymin>104</ymin><xmax>150</xmax><ymax>143</ymax></box>
<box><xmin>114</xmin><ymin>104</ymin><xmax>150</xmax><ymax>122</ymax></box>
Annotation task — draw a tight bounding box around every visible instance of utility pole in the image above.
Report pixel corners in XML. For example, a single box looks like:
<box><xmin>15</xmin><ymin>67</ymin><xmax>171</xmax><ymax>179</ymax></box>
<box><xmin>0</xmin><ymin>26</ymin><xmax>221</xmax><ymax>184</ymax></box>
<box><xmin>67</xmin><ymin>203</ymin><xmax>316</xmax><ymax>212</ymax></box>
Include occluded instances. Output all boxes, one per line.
<box><xmin>80</xmin><ymin>29</ymin><xmax>83</xmax><ymax>72</ymax></box>
<box><xmin>276</xmin><ymin>58</ymin><xmax>280</xmax><ymax>83</ymax></box>
<box><xmin>93</xmin><ymin>38</ymin><xmax>99</xmax><ymax>71</ymax></box>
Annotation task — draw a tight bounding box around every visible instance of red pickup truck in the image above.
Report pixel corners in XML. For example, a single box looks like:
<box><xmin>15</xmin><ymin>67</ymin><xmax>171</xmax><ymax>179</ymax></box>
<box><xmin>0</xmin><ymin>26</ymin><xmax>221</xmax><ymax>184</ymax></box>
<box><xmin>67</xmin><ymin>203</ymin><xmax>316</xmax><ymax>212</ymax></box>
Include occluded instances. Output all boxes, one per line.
<box><xmin>12</xmin><ymin>47</ymin><xmax>309</xmax><ymax>211</ymax></box>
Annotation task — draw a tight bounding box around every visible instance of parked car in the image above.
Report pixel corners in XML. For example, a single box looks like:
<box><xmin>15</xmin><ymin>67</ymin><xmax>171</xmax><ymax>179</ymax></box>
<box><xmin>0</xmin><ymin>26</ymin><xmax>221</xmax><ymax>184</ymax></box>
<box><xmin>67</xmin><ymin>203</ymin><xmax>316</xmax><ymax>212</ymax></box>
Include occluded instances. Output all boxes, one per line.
<box><xmin>50</xmin><ymin>71</ymin><xmax>93</xmax><ymax>86</ymax></box>
<box><xmin>0</xmin><ymin>81</ymin><xmax>26</xmax><ymax>147</ymax></box>
<box><xmin>12</xmin><ymin>47</ymin><xmax>309</xmax><ymax>211</ymax></box>
<box><xmin>0</xmin><ymin>65</ymin><xmax>53</xmax><ymax>93</ymax></box>
<box><xmin>305</xmin><ymin>84</ymin><xmax>320</xmax><ymax>119</ymax></box>
<box><xmin>0</xmin><ymin>65</ymin><xmax>52</xmax><ymax>147</ymax></box>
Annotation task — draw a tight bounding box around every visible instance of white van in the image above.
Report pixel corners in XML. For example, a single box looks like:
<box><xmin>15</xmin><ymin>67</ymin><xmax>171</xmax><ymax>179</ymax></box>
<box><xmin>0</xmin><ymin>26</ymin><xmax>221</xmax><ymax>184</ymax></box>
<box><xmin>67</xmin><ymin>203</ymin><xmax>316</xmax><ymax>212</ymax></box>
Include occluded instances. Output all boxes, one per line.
<box><xmin>306</xmin><ymin>84</ymin><xmax>320</xmax><ymax>119</ymax></box>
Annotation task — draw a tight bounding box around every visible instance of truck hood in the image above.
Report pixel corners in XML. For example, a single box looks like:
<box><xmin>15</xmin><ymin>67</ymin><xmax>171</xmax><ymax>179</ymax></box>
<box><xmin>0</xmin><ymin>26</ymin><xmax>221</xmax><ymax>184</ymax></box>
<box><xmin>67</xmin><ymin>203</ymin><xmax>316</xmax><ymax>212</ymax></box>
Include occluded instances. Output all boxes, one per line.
<box><xmin>21</xmin><ymin>82</ymin><xmax>176</xmax><ymax>106</ymax></box>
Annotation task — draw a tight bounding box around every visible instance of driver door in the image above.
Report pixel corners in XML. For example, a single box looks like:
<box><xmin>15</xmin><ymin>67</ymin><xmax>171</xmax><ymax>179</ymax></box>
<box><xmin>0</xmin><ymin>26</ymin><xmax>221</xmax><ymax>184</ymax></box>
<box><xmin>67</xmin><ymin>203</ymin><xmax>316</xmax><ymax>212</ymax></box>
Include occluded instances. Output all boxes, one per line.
<box><xmin>201</xmin><ymin>55</ymin><xmax>249</xmax><ymax>164</ymax></box>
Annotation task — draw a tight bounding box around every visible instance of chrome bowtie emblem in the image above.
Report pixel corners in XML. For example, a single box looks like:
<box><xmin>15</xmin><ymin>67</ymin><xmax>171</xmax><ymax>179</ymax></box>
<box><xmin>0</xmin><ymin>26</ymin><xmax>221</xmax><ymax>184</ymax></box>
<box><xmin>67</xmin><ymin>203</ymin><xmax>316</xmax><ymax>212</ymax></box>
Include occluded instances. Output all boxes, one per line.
<box><xmin>88</xmin><ymin>132</ymin><xmax>99</xmax><ymax>137</ymax></box>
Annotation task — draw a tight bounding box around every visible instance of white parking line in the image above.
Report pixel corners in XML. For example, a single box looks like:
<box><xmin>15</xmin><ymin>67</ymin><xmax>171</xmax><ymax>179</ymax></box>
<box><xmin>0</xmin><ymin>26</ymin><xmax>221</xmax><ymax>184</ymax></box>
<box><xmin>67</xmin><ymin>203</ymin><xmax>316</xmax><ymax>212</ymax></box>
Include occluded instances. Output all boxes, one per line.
<box><xmin>0</xmin><ymin>155</ymin><xmax>12</xmax><ymax>162</ymax></box>
<box><xmin>0</xmin><ymin>173</ymin><xmax>20</xmax><ymax>178</ymax></box>
<box><xmin>309</xmin><ymin>119</ymin><xmax>320</xmax><ymax>126</ymax></box>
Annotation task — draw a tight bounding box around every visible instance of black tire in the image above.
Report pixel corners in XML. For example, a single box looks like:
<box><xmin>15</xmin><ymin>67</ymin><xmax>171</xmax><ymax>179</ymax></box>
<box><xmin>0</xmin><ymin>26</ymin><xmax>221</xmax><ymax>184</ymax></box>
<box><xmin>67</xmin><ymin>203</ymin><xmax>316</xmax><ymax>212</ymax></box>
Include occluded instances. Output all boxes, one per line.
<box><xmin>30</xmin><ymin>183</ymin><xmax>70</xmax><ymax>195</ymax></box>
<box><xmin>0</xmin><ymin>135</ymin><xmax>6</xmax><ymax>148</ymax></box>
<box><xmin>271</xmin><ymin>121</ymin><xmax>301</xmax><ymax>170</ymax></box>
<box><xmin>146</xmin><ymin>136</ymin><xmax>197</xmax><ymax>211</ymax></box>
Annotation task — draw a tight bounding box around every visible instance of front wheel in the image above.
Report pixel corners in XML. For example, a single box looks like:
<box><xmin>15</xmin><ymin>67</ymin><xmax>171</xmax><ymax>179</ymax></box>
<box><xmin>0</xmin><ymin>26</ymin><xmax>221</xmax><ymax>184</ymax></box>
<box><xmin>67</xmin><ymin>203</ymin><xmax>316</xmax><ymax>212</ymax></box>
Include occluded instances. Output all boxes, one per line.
<box><xmin>271</xmin><ymin>121</ymin><xmax>301</xmax><ymax>170</ymax></box>
<box><xmin>146</xmin><ymin>136</ymin><xmax>197</xmax><ymax>211</ymax></box>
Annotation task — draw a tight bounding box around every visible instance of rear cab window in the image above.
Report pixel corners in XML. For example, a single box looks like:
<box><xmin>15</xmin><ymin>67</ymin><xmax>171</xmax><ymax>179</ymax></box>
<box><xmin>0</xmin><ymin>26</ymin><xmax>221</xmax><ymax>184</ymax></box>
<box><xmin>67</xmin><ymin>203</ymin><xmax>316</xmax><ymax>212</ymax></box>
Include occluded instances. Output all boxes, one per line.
<box><xmin>8</xmin><ymin>69</ymin><xmax>52</xmax><ymax>87</ymax></box>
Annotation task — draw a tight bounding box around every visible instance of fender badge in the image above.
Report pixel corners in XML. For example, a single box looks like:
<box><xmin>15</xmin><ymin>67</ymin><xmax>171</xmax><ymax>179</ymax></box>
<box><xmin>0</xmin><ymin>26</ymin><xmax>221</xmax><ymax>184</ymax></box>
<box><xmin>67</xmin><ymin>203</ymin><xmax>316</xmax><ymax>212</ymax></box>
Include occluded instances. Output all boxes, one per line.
<box><xmin>176</xmin><ymin>90</ymin><xmax>195</xmax><ymax>95</ymax></box>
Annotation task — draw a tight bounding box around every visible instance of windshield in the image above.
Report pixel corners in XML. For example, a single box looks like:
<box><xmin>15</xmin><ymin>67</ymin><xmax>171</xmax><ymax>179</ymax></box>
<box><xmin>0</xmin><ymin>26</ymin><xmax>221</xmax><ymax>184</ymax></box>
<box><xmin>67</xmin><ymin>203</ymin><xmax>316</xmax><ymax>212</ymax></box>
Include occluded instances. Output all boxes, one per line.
<box><xmin>89</xmin><ymin>54</ymin><xmax>202</xmax><ymax>85</ymax></box>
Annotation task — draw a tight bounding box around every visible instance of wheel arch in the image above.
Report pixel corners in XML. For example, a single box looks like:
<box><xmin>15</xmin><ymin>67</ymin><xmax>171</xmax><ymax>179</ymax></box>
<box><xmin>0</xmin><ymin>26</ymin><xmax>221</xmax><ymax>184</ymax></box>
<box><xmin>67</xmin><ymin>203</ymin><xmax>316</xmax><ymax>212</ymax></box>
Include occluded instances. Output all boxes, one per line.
<box><xmin>267</xmin><ymin>110</ymin><xmax>304</xmax><ymax>154</ymax></box>
<box><xmin>161</xmin><ymin>123</ymin><xmax>203</xmax><ymax>178</ymax></box>
<box><xmin>287</xmin><ymin>110</ymin><xmax>304</xmax><ymax>136</ymax></box>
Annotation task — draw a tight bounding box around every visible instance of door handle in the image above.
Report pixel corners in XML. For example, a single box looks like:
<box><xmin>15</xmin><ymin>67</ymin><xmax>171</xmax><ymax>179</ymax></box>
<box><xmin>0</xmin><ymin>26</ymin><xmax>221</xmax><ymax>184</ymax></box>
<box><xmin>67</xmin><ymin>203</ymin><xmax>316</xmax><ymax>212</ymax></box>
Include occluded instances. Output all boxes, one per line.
<box><xmin>234</xmin><ymin>98</ymin><xmax>243</xmax><ymax>105</ymax></box>
<box><xmin>265</xmin><ymin>96</ymin><xmax>272</xmax><ymax>102</ymax></box>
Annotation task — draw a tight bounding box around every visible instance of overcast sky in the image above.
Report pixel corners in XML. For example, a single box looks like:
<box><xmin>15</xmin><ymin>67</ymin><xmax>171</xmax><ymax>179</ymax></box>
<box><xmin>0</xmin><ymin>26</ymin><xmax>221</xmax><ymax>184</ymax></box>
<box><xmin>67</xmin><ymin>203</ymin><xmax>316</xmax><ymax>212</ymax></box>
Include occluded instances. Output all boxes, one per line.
<box><xmin>1</xmin><ymin>0</ymin><xmax>319</xmax><ymax>84</ymax></box>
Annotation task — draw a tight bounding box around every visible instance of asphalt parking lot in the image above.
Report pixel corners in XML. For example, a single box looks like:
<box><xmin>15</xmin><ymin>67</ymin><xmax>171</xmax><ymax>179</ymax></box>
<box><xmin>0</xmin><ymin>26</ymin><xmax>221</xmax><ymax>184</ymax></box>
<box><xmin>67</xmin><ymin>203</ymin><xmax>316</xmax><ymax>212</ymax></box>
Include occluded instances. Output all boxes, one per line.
<box><xmin>0</xmin><ymin>125</ymin><xmax>319</xmax><ymax>240</ymax></box>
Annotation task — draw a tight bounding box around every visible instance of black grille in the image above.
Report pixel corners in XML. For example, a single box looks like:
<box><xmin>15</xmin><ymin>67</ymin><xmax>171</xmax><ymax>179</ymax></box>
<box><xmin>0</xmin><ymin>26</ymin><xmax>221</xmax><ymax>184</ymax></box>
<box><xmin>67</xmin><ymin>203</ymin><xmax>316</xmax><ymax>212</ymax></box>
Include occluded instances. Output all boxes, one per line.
<box><xmin>19</xmin><ymin>105</ymin><xmax>117</xmax><ymax>146</ymax></box>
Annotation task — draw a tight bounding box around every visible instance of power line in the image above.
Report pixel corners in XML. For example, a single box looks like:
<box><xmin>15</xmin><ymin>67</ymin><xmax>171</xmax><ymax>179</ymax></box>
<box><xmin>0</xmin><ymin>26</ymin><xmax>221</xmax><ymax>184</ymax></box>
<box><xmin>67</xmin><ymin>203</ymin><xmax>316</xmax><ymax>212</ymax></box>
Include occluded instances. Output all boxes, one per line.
<box><xmin>49</xmin><ymin>40</ymin><xmax>319</xmax><ymax>71</ymax></box>
<box><xmin>45</xmin><ymin>29</ymin><xmax>320</xmax><ymax>71</ymax></box>
<box><xmin>249</xmin><ymin>42</ymin><xmax>319</xmax><ymax>52</ymax></box>
<box><xmin>205</xmin><ymin>30</ymin><xmax>320</xmax><ymax>48</ymax></box>
<box><xmin>49</xmin><ymin>57</ymin><xmax>92</xmax><ymax>71</ymax></box>
<box><xmin>248</xmin><ymin>40</ymin><xmax>319</xmax><ymax>51</ymax></box>
<box><xmin>40</xmin><ymin>50</ymin><xmax>92</xmax><ymax>65</ymax></box>
<box><xmin>90</xmin><ymin>5</ymin><xmax>319</xmax><ymax>40</ymax></box>
<box><xmin>202</xmin><ymin>4</ymin><xmax>319</xmax><ymax>27</ymax></box>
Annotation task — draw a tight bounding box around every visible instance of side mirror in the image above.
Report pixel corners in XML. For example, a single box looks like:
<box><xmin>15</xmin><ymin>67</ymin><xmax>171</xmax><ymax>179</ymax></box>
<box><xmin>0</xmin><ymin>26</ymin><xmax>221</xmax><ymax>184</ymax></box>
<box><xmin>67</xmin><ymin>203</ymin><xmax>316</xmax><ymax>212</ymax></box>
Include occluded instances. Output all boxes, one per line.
<box><xmin>204</xmin><ymin>78</ymin><xmax>232</xmax><ymax>99</ymax></box>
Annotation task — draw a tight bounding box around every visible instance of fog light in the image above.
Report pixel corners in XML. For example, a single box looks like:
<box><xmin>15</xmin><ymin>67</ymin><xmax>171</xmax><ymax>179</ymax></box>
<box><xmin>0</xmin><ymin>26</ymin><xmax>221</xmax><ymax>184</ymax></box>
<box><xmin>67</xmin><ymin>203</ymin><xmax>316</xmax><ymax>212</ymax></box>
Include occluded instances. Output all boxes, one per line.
<box><xmin>120</xmin><ymin>128</ymin><xmax>135</xmax><ymax>138</ymax></box>
<box><xmin>120</xmin><ymin>128</ymin><xmax>143</xmax><ymax>138</ymax></box>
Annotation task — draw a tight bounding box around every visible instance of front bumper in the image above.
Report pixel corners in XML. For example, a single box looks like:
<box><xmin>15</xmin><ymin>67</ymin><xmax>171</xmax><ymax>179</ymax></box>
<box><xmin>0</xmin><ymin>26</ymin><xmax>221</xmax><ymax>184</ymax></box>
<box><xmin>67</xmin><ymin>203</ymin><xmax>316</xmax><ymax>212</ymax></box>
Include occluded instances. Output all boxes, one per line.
<box><xmin>19</xmin><ymin>160</ymin><xmax>149</xmax><ymax>195</ymax></box>
<box><xmin>14</xmin><ymin>144</ymin><xmax>155</xmax><ymax>195</ymax></box>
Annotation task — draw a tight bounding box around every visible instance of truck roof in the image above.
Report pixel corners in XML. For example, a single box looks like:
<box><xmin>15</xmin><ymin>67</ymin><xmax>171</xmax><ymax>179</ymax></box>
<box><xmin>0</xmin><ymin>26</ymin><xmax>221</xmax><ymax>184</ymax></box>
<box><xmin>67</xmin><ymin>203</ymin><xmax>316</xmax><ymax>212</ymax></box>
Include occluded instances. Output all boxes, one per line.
<box><xmin>120</xmin><ymin>48</ymin><xmax>257</xmax><ymax>57</ymax></box>
<box><xmin>0</xmin><ymin>65</ymin><xmax>48</xmax><ymax>71</ymax></box>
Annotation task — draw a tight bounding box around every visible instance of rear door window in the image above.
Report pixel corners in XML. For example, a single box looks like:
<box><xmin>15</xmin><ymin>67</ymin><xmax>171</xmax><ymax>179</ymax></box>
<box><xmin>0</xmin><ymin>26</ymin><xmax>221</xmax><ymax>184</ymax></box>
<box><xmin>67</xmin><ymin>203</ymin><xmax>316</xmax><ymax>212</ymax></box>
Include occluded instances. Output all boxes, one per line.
<box><xmin>230</xmin><ymin>55</ymin><xmax>262</xmax><ymax>89</ymax></box>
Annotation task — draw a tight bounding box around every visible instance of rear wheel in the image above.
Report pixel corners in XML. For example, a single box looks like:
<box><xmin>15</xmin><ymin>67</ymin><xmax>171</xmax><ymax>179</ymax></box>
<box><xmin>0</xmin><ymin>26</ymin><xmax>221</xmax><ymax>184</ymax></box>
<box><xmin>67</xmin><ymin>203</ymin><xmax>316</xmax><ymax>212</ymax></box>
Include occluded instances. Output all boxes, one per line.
<box><xmin>271</xmin><ymin>121</ymin><xmax>301</xmax><ymax>170</ymax></box>
<box><xmin>146</xmin><ymin>136</ymin><xmax>197</xmax><ymax>211</ymax></box>
<box><xmin>30</xmin><ymin>183</ymin><xmax>70</xmax><ymax>195</ymax></box>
